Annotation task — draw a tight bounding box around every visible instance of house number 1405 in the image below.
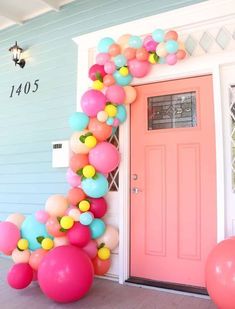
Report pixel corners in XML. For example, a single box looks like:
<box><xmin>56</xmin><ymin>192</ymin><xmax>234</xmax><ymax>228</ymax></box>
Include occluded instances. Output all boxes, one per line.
<box><xmin>9</xmin><ymin>79</ymin><xmax>39</xmax><ymax>98</ymax></box>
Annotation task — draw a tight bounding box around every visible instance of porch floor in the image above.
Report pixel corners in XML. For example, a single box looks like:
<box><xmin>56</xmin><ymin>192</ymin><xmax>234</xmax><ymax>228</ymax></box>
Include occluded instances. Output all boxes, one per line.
<box><xmin>0</xmin><ymin>258</ymin><xmax>216</xmax><ymax>309</ymax></box>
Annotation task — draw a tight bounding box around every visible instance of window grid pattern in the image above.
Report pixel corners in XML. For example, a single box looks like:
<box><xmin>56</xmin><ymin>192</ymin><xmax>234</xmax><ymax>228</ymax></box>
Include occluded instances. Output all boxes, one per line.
<box><xmin>107</xmin><ymin>128</ymin><xmax>119</xmax><ymax>191</ymax></box>
<box><xmin>230</xmin><ymin>86</ymin><xmax>235</xmax><ymax>192</ymax></box>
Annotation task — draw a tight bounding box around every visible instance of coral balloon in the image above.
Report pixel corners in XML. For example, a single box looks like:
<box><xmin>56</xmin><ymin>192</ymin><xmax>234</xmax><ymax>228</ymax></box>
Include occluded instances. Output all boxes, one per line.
<box><xmin>70</xmin><ymin>130</ymin><xmax>90</xmax><ymax>154</ymax></box>
<box><xmin>67</xmin><ymin>222</ymin><xmax>91</xmax><ymax>247</ymax></box>
<box><xmin>66</xmin><ymin>168</ymin><xmax>81</xmax><ymax>187</ymax></box>
<box><xmin>70</xmin><ymin>153</ymin><xmax>89</xmax><ymax>173</ymax></box>
<box><xmin>29</xmin><ymin>249</ymin><xmax>48</xmax><ymax>270</ymax></box>
<box><xmin>45</xmin><ymin>195</ymin><xmax>68</xmax><ymax>217</ymax></box>
<box><xmin>82</xmin><ymin>240</ymin><xmax>98</xmax><ymax>259</ymax></box>
<box><xmin>128</xmin><ymin>59</ymin><xmax>151</xmax><ymax>78</ymax></box>
<box><xmin>176</xmin><ymin>49</ymin><xmax>186</xmax><ymax>60</ymax></box>
<box><xmin>92</xmin><ymin>256</ymin><xmax>111</xmax><ymax>276</ymax></box>
<box><xmin>81</xmin><ymin>89</ymin><xmax>106</xmax><ymax>117</ymax></box>
<box><xmin>7</xmin><ymin>263</ymin><xmax>33</xmax><ymax>290</ymax></box>
<box><xmin>67</xmin><ymin>187</ymin><xmax>86</xmax><ymax>206</ymax></box>
<box><xmin>123</xmin><ymin>85</ymin><xmax>137</xmax><ymax>104</ymax></box>
<box><xmin>96</xmin><ymin>225</ymin><xmax>119</xmax><ymax>250</ymax></box>
<box><xmin>89</xmin><ymin>142</ymin><xmax>120</xmax><ymax>174</ymax></box>
<box><xmin>123</xmin><ymin>47</ymin><xmax>136</xmax><ymax>60</ymax></box>
<box><xmin>117</xmin><ymin>34</ymin><xmax>131</xmax><ymax>52</ymax></box>
<box><xmin>136</xmin><ymin>47</ymin><xmax>149</xmax><ymax>61</ymax></box>
<box><xmin>35</xmin><ymin>210</ymin><xmax>49</xmax><ymax>224</ymax></box>
<box><xmin>108</xmin><ymin>43</ymin><xmax>121</xmax><ymax>57</ymax></box>
<box><xmin>165</xmin><ymin>30</ymin><xmax>178</xmax><ymax>41</ymax></box>
<box><xmin>103</xmin><ymin>74</ymin><xmax>115</xmax><ymax>87</ymax></box>
<box><xmin>206</xmin><ymin>238</ymin><xmax>235</xmax><ymax>309</ymax></box>
<box><xmin>46</xmin><ymin>217</ymin><xmax>65</xmax><ymax>237</ymax></box>
<box><xmin>38</xmin><ymin>246</ymin><xmax>94</xmax><ymax>303</ymax></box>
<box><xmin>12</xmin><ymin>249</ymin><xmax>31</xmax><ymax>264</ymax></box>
<box><xmin>106</xmin><ymin>85</ymin><xmax>125</xmax><ymax>104</ymax></box>
<box><xmin>88</xmin><ymin>117</ymin><xmax>112</xmax><ymax>141</ymax></box>
<box><xmin>0</xmin><ymin>222</ymin><xmax>20</xmax><ymax>254</ymax></box>
<box><xmin>89</xmin><ymin>197</ymin><xmax>108</xmax><ymax>218</ymax></box>
<box><xmin>6</xmin><ymin>213</ymin><xmax>25</xmax><ymax>229</ymax></box>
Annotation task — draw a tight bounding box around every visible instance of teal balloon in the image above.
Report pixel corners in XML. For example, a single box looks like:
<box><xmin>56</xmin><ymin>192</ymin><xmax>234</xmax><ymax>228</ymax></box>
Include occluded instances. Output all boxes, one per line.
<box><xmin>21</xmin><ymin>215</ymin><xmax>53</xmax><ymax>251</ymax></box>
<box><xmin>81</xmin><ymin>173</ymin><xmax>108</xmax><ymax>198</ymax></box>
<box><xmin>80</xmin><ymin>212</ymin><xmax>94</xmax><ymax>226</ymax></box>
<box><xmin>98</xmin><ymin>37</ymin><xmax>115</xmax><ymax>53</ymax></box>
<box><xmin>114</xmin><ymin>55</ymin><xmax>127</xmax><ymax>68</ymax></box>
<box><xmin>69</xmin><ymin>112</ymin><xmax>89</xmax><ymax>131</ymax></box>
<box><xmin>128</xmin><ymin>35</ymin><xmax>142</xmax><ymax>48</ymax></box>
<box><xmin>152</xmin><ymin>29</ymin><xmax>165</xmax><ymax>43</ymax></box>
<box><xmin>106</xmin><ymin>117</ymin><xmax>114</xmax><ymax>126</ymax></box>
<box><xmin>89</xmin><ymin>218</ymin><xmax>106</xmax><ymax>239</ymax></box>
<box><xmin>114</xmin><ymin>71</ymin><xmax>133</xmax><ymax>86</ymax></box>
<box><xmin>165</xmin><ymin>40</ymin><xmax>179</xmax><ymax>54</ymax></box>
<box><xmin>116</xmin><ymin>105</ymin><xmax>127</xmax><ymax>123</ymax></box>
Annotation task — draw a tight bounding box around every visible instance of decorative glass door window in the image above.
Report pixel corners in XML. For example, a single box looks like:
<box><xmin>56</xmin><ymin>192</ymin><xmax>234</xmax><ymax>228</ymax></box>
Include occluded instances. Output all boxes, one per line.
<box><xmin>230</xmin><ymin>85</ymin><xmax>235</xmax><ymax>192</ymax></box>
<box><xmin>148</xmin><ymin>92</ymin><xmax>197</xmax><ymax>130</ymax></box>
<box><xmin>107</xmin><ymin>128</ymin><xmax>119</xmax><ymax>191</ymax></box>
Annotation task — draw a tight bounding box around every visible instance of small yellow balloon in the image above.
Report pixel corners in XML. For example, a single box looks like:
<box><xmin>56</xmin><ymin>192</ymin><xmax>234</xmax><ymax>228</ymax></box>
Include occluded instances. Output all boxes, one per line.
<box><xmin>60</xmin><ymin>216</ymin><xmax>74</xmax><ymax>230</ymax></box>
<box><xmin>17</xmin><ymin>239</ymin><xmax>29</xmax><ymax>251</ymax></box>
<box><xmin>105</xmin><ymin>104</ymin><xmax>117</xmax><ymax>117</ymax></box>
<box><xmin>92</xmin><ymin>80</ymin><xmax>104</xmax><ymax>90</ymax></box>
<box><xmin>148</xmin><ymin>53</ymin><xmax>157</xmax><ymax>64</ymax></box>
<box><xmin>119</xmin><ymin>66</ymin><xmax>129</xmax><ymax>76</ymax></box>
<box><xmin>41</xmin><ymin>238</ymin><xmax>54</xmax><ymax>251</ymax></box>
<box><xmin>84</xmin><ymin>135</ymin><xmax>97</xmax><ymax>148</ymax></box>
<box><xmin>83</xmin><ymin>165</ymin><xmax>96</xmax><ymax>178</ymax></box>
<box><xmin>79</xmin><ymin>200</ymin><xmax>90</xmax><ymax>212</ymax></box>
<box><xmin>97</xmin><ymin>111</ymin><xmax>108</xmax><ymax>122</ymax></box>
<box><xmin>98</xmin><ymin>247</ymin><xmax>111</xmax><ymax>260</ymax></box>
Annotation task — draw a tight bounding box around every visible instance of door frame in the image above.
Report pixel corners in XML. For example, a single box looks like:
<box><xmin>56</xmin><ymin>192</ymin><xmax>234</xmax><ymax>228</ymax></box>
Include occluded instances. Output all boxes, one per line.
<box><xmin>73</xmin><ymin>0</ymin><xmax>235</xmax><ymax>284</ymax></box>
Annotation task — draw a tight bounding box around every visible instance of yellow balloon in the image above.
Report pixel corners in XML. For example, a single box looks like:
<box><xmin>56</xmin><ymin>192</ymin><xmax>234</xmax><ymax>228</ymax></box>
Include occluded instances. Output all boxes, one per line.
<box><xmin>119</xmin><ymin>67</ymin><xmax>129</xmax><ymax>76</ymax></box>
<box><xmin>84</xmin><ymin>135</ymin><xmax>97</xmax><ymax>148</ymax></box>
<box><xmin>97</xmin><ymin>111</ymin><xmax>109</xmax><ymax>122</ymax></box>
<box><xmin>83</xmin><ymin>165</ymin><xmax>96</xmax><ymax>178</ymax></box>
<box><xmin>92</xmin><ymin>80</ymin><xmax>104</xmax><ymax>90</ymax></box>
<box><xmin>123</xmin><ymin>86</ymin><xmax>137</xmax><ymax>105</ymax></box>
<box><xmin>79</xmin><ymin>200</ymin><xmax>90</xmax><ymax>212</ymax></box>
<box><xmin>17</xmin><ymin>239</ymin><xmax>29</xmax><ymax>251</ymax></box>
<box><xmin>105</xmin><ymin>104</ymin><xmax>117</xmax><ymax>117</ymax></box>
<box><xmin>41</xmin><ymin>238</ymin><xmax>54</xmax><ymax>251</ymax></box>
<box><xmin>148</xmin><ymin>53</ymin><xmax>157</xmax><ymax>64</ymax></box>
<box><xmin>98</xmin><ymin>247</ymin><xmax>111</xmax><ymax>260</ymax></box>
<box><xmin>60</xmin><ymin>216</ymin><xmax>74</xmax><ymax>230</ymax></box>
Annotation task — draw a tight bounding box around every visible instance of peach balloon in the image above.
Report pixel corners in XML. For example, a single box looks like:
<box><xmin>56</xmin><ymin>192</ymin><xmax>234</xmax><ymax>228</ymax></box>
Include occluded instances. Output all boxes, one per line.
<box><xmin>53</xmin><ymin>236</ymin><xmax>69</xmax><ymax>247</ymax></box>
<box><xmin>68</xmin><ymin>208</ymin><xmax>81</xmax><ymax>221</ymax></box>
<box><xmin>46</xmin><ymin>217</ymin><xmax>65</xmax><ymax>237</ymax></box>
<box><xmin>156</xmin><ymin>42</ymin><xmax>168</xmax><ymax>58</ymax></box>
<box><xmin>45</xmin><ymin>195</ymin><xmax>68</xmax><ymax>217</ymax></box>
<box><xmin>96</xmin><ymin>225</ymin><xmax>119</xmax><ymax>250</ymax></box>
<box><xmin>123</xmin><ymin>86</ymin><xmax>137</xmax><ymax>104</ymax></box>
<box><xmin>88</xmin><ymin>118</ymin><xmax>112</xmax><ymax>141</ymax></box>
<box><xmin>70</xmin><ymin>130</ymin><xmax>90</xmax><ymax>154</ymax></box>
<box><xmin>97</xmin><ymin>111</ymin><xmax>109</xmax><ymax>123</ymax></box>
<box><xmin>29</xmin><ymin>249</ymin><xmax>47</xmax><ymax>270</ymax></box>
<box><xmin>164</xmin><ymin>30</ymin><xmax>178</xmax><ymax>41</ymax></box>
<box><xmin>103</xmin><ymin>74</ymin><xmax>115</xmax><ymax>87</ymax></box>
<box><xmin>67</xmin><ymin>187</ymin><xmax>86</xmax><ymax>206</ymax></box>
<box><xmin>117</xmin><ymin>34</ymin><xmax>131</xmax><ymax>52</ymax></box>
<box><xmin>70</xmin><ymin>153</ymin><xmax>89</xmax><ymax>173</ymax></box>
<box><xmin>6</xmin><ymin>213</ymin><xmax>25</xmax><ymax>229</ymax></box>
<box><xmin>176</xmin><ymin>49</ymin><xmax>186</xmax><ymax>60</ymax></box>
<box><xmin>12</xmin><ymin>249</ymin><xmax>31</xmax><ymax>264</ymax></box>
<box><xmin>136</xmin><ymin>47</ymin><xmax>149</xmax><ymax>61</ymax></box>
<box><xmin>108</xmin><ymin>43</ymin><xmax>121</xmax><ymax>57</ymax></box>
<box><xmin>178</xmin><ymin>40</ymin><xmax>185</xmax><ymax>51</ymax></box>
<box><xmin>123</xmin><ymin>47</ymin><xmax>136</xmax><ymax>60</ymax></box>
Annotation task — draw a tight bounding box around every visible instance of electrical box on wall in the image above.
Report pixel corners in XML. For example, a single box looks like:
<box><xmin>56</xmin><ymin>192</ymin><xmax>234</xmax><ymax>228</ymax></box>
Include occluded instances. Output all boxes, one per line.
<box><xmin>52</xmin><ymin>140</ymin><xmax>70</xmax><ymax>168</ymax></box>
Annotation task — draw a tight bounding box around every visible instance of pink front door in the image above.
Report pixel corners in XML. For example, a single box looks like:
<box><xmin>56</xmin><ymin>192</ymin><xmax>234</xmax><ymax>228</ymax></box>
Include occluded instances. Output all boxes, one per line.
<box><xmin>130</xmin><ymin>75</ymin><xmax>217</xmax><ymax>287</ymax></box>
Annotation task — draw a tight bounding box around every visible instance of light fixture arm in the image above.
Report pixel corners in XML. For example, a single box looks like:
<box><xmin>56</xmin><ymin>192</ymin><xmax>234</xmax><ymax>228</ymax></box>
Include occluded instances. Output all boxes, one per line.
<box><xmin>9</xmin><ymin>41</ymin><xmax>26</xmax><ymax>69</ymax></box>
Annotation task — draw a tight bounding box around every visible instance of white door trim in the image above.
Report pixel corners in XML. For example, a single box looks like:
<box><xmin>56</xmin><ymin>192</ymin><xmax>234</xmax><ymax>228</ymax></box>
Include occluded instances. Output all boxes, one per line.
<box><xmin>73</xmin><ymin>0</ymin><xmax>235</xmax><ymax>284</ymax></box>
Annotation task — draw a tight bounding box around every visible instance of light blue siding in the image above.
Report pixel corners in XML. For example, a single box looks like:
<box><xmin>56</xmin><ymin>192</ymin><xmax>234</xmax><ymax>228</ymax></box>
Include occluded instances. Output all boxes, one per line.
<box><xmin>0</xmin><ymin>0</ymin><xmax>206</xmax><ymax>221</ymax></box>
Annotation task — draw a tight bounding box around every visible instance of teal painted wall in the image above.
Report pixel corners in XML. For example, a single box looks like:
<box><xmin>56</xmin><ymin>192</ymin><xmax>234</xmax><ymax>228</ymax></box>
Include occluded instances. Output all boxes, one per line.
<box><xmin>0</xmin><ymin>0</ymin><xmax>206</xmax><ymax>220</ymax></box>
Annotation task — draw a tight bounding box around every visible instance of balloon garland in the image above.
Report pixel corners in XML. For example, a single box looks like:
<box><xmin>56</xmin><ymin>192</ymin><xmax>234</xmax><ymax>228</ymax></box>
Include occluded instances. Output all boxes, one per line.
<box><xmin>0</xmin><ymin>29</ymin><xmax>186</xmax><ymax>303</ymax></box>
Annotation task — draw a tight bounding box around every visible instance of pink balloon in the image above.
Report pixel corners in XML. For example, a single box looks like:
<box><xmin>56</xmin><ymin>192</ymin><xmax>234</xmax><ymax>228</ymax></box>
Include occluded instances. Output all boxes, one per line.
<box><xmin>128</xmin><ymin>59</ymin><xmax>151</xmax><ymax>78</ymax></box>
<box><xmin>104</xmin><ymin>61</ymin><xmax>116</xmax><ymax>74</ymax></box>
<box><xmin>67</xmin><ymin>222</ymin><xmax>91</xmax><ymax>247</ymax></box>
<box><xmin>166</xmin><ymin>53</ymin><xmax>177</xmax><ymax>65</ymax></box>
<box><xmin>96</xmin><ymin>53</ymin><xmax>110</xmax><ymax>65</ymax></box>
<box><xmin>38</xmin><ymin>246</ymin><xmax>94</xmax><ymax>303</ymax></box>
<box><xmin>81</xmin><ymin>90</ymin><xmax>106</xmax><ymax>117</ymax></box>
<box><xmin>35</xmin><ymin>210</ymin><xmax>49</xmax><ymax>224</ymax></box>
<box><xmin>7</xmin><ymin>263</ymin><xmax>33</xmax><ymax>289</ymax></box>
<box><xmin>66</xmin><ymin>168</ymin><xmax>81</xmax><ymax>187</ymax></box>
<box><xmin>0</xmin><ymin>222</ymin><xmax>20</xmax><ymax>254</ymax></box>
<box><xmin>82</xmin><ymin>240</ymin><xmax>98</xmax><ymax>259</ymax></box>
<box><xmin>143</xmin><ymin>35</ymin><xmax>157</xmax><ymax>52</ymax></box>
<box><xmin>89</xmin><ymin>142</ymin><xmax>120</xmax><ymax>174</ymax></box>
<box><xmin>46</xmin><ymin>217</ymin><xmax>66</xmax><ymax>238</ymax></box>
<box><xmin>113</xmin><ymin>118</ymin><xmax>120</xmax><ymax>127</ymax></box>
<box><xmin>106</xmin><ymin>85</ymin><xmax>125</xmax><ymax>104</ymax></box>
<box><xmin>88</xmin><ymin>64</ymin><xmax>106</xmax><ymax>81</ymax></box>
<box><xmin>89</xmin><ymin>197</ymin><xmax>108</xmax><ymax>218</ymax></box>
<box><xmin>206</xmin><ymin>238</ymin><xmax>235</xmax><ymax>309</ymax></box>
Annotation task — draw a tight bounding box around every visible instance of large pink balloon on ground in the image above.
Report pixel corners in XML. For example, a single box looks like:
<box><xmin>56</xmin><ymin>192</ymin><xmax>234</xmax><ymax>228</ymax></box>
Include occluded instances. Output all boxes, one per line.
<box><xmin>205</xmin><ymin>237</ymin><xmax>235</xmax><ymax>309</ymax></box>
<box><xmin>38</xmin><ymin>245</ymin><xmax>94</xmax><ymax>303</ymax></box>
<box><xmin>89</xmin><ymin>142</ymin><xmax>120</xmax><ymax>174</ymax></box>
<box><xmin>128</xmin><ymin>59</ymin><xmax>150</xmax><ymax>77</ymax></box>
<box><xmin>7</xmin><ymin>263</ymin><xmax>33</xmax><ymax>289</ymax></box>
<box><xmin>81</xmin><ymin>89</ymin><xmax>106</xmax><ymax>117</ymax></box>
<box><xmin>0</xmin><ymin>222</ymin><xmax>20</xmax><ymax>254</ymax></box>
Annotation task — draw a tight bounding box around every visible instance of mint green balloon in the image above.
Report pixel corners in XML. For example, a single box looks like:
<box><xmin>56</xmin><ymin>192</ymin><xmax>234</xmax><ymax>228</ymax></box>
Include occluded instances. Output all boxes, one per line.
<box><xmin>116</xmin><ymin>105</ymin><xmax>127</xmax><ymax>123</ymax></box>
<box><xmin>89</xmin><ymin>219</ymin><xmax>106</xmax><ymax>239</ymax></box>
<box><xmin>98</xmin><ymin>37</ymin><xmax>115</xmax><ymax>53</ymax></box>
<box><xmin>152</xmin><ymin>29</ymin><xmax>165</xmax><ymax>43</ymax></box>
<box><xmin>69</xmin><ymin>112</ymin><xmax>89</xmax><ymax>131</ymax></box>
<box><xmin>165</xmin><ymin>40</ymin><xmax>179</xmax><ymax>54</ymax></box>
<box><xmin>114</xmin><ymin>71</ymin><xmax>133</xmax><ymax>86</ymax></box>
<box><xmin>81</xmin><ymin>173</ymin><xmax>108</xmax><ymax>198</ymax></box>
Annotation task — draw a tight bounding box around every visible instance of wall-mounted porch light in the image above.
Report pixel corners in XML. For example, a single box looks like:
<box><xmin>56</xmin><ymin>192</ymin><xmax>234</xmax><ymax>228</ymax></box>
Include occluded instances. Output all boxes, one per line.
<box><xmin>9</xmin><ymin>41</ymin><xmax>26</xmax><ymax>68</ymax></box>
